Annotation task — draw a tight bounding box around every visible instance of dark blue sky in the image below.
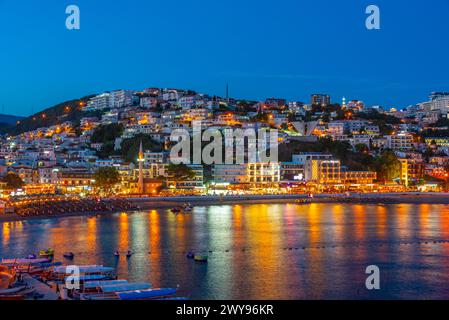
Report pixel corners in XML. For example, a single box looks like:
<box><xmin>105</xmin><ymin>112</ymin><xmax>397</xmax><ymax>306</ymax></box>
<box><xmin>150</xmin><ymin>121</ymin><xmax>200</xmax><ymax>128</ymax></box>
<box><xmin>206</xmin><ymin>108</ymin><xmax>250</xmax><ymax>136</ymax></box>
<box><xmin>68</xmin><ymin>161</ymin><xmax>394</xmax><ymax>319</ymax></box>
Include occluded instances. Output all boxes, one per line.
<box><xmin>1</xmin><ymin>0</ymin><xmax>448</xmax><ymax>116</ymax></box>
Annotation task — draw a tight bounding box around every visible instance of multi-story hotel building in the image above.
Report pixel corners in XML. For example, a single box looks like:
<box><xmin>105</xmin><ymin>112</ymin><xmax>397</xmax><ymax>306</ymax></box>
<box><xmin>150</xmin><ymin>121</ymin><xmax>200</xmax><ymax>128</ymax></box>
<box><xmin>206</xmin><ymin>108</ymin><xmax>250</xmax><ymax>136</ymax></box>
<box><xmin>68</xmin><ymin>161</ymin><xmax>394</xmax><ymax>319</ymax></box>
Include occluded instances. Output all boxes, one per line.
<box><xmin>110</xmin><ymin>90</ymin><xmax>134</xmax><ymax>108</ymax></box>
<box><xmin>386</xmin><ymin>133</ymin><xmax>414</xmax><ymax>150</ymax></box>
<box><xmin>247</xmin><ymin>163</ymin><xmax>281</xmax><ymax>187</ymax></box>
<box><xmin>311</xmin><ymin>94</ymin><xmax>331</xmax><ymax>107</ymax></box>
<box><xmin>86</xmin><ymin>93</ymin><xmax>111</xmax><ymax>111</ymax></box>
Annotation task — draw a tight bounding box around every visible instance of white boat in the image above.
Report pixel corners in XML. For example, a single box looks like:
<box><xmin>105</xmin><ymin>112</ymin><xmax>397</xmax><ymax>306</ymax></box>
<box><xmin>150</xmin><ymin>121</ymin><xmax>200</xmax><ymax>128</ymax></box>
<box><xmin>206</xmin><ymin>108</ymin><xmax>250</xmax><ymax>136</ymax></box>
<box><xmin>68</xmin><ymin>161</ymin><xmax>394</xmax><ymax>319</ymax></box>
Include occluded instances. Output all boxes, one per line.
<box><xmin>53</xmin><ymin>265</ymin><xmax>114</xmax><ymax>274</ymax></box>
<box><xmin>84</xmin><ymin>288</ymin><xmax>177</xmax><ymax>300</ymax></box>
<box><xmin>80</xmin><ymin>282</ymin><xmax>153</xmax><ymax>300</ymax></box>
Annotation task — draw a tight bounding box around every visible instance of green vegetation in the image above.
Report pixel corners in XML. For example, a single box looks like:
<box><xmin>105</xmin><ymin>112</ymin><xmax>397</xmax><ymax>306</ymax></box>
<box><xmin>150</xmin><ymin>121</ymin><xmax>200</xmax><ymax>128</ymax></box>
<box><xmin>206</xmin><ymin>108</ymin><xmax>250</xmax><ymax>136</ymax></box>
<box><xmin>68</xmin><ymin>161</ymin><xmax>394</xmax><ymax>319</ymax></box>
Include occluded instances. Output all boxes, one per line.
<box><xmin>91</xmin><ymin>123</ymin><xmax>124</xmax><ymax>159</ymax></box>
<box><xmin>429</xmin><ymin>117</ymin><xmax>449</xmax><ymax>127</ymax></box>
<box><xmin>166</xmin><ymin>163</ymin><xmax>195</xmax><ymax>188</ymax></box>
<box><xmin>420</xmin><ymin>128</ymin><xmax>449</xmax><ymax>138</ymax></box>
<box><xmin>2</xmin><ymin>172</ymin><xmax>25</xmax><ymax>189</ymax></box>
<box><xmin>120</xmin><ymin>134</ymin><xmax>163</xmax><ymax>163</ymax></box>
<box><xmin>356</xmin><ymin>110</ymin><xmax>399</xmax><ymax>135</ymax></box>
<box><xmin>278</xmin><ymin>138</ymin><xmax>352</xmax><ymax>163</ymax></box>
<box><xmin>6</xmin><ymin>95</ymin><xmax>96</xmax><ymax>135</ymax></box>
<box><xmin>372</xmin><ymin>150</ymin><xmax>401</xmax><ymax>183</ymax></box>
<box><xmin>93</xmin><ymin>167</ymin><xmax>120</xmax><ymax>195</ymax></box>
<box><xmin>91</xmin><ymin>123</ymin><xmax>124</xmax><ymax>143</ymax></box>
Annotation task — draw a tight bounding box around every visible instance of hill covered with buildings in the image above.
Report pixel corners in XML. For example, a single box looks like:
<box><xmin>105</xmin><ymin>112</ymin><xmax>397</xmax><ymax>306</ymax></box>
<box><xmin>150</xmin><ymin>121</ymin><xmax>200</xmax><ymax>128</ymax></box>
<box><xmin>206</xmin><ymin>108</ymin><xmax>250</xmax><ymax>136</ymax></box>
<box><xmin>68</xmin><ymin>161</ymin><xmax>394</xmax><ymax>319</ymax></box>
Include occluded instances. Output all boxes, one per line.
<box><xmin>1</xmin><ymin>87</ymin><xmax>449</xmax><ymax>198</ymax></box>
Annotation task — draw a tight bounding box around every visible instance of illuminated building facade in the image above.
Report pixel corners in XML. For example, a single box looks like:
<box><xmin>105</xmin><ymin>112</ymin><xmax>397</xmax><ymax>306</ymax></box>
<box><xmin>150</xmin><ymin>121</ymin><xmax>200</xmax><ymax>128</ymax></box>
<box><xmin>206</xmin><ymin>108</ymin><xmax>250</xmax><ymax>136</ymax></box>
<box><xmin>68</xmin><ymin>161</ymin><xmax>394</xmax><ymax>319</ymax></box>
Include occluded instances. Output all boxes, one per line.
<box><xmin>399</xmin><ymin>159</ymin><xmax>425</xmax><ymax>187</ymax></box>
<box><xmin>247</xmin><ymin>163</ymin><xmax>280</xmax><ymax>187</ymax></box>
<box><xmin>311</xmin><ymin>94</ymin><xmax>331</xmax><ymax>107</ymax></box>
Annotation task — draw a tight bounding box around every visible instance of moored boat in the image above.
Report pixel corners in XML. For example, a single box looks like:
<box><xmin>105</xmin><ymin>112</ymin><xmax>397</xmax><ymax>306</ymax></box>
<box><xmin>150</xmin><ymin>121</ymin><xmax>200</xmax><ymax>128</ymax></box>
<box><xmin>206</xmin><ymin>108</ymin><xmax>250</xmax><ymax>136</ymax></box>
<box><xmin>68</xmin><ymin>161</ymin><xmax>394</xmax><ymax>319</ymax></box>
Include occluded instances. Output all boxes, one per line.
<box><xmin>63</xmin><ymin>252</ymin><xmax>75</xmax><ymax>259</ymax></box>
<box><xmin>84</xmin><ymin>287</ymin><xmax>177</xmax><ymax>300</ymax></box>
<box><xmin>194</xmin><ymin>255</ymin><xmax>208</xmax><ymax>262</ymax></box>
<box><xmin>39</xmin><ymin>248</ymin><xmax>55</xmax><ymax>258</ymax></box>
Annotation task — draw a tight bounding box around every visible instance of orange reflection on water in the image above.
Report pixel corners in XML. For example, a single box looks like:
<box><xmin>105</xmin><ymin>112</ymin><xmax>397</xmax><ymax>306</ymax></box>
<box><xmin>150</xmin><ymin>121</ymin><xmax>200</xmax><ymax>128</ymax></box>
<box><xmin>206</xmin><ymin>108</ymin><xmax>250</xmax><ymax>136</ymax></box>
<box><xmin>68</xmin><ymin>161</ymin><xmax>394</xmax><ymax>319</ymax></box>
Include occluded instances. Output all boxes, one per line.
<box><xmin>233</xmin><ymin>205</ymin><xmax>243</xmax><ymax>229</ymax></box>
<box><xmin>353</xmin><ymin>205</ymin><xmax>366</xmax><ymax>240</ymax></box>
<box><xmin>2</xmin><ymin>223</ymin><xmax>10</xmax><ymax>245</ymax></box>
<box><xmin>86</xmin><ymin>217</ymin><xmax>97</xmax><ymax>252</ymax></box>
<box><xmin>418</xmin><ymin>204</ymin><xmax>432</xmax><ymax>239</ymax></box>
<box><xmin>243</xmin><ymin>204</ymin><xmax>286</xmax><ymax>299</ymax></box>
<box><xmin>331</xmin><ymin>204</ymin><xmax>344</xmax><ymax>242</ymax></box>
<box><xmin>375</xmin><ymin>205</ymin><xmax>387</xmax><ymax>239</ymax></box>
<box><xmin>396</xmin><ymin>205</ymin><xmax>410</xmax><ymax>239</ymax></box>
<box><xmin>305</xmin><ymin>204</ymin><xmax>325</xmax><ymax>296</ymax></box>
<box><xmin>306</xmin><ymin>203</ymin><xmax>322</xmax><ymax>245</ymax></box>
<box><xmin>118</xmin><ymin>212</ymin><xmax>129</xmax><ymax>250</ymax></box>
<box><xmin>149</xmin><ymin>210</ymin><xmax>160</xmax><ymax>256</ymax></box>
<box><xmin>439</xmin><ymin>206</ymin><xmax>449</xmax><ymax>239</ymax></box>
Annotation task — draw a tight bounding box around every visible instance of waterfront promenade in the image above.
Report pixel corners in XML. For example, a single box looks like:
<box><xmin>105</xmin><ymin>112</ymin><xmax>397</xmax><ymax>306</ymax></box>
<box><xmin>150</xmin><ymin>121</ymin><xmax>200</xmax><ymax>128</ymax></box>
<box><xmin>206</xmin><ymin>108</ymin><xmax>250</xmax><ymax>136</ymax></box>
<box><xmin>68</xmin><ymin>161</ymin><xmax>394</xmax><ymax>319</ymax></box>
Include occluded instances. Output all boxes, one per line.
<box><xmin>2</xmin><ymin>192</ymin><xmax>449</xmax><ymax>223</ymax></box>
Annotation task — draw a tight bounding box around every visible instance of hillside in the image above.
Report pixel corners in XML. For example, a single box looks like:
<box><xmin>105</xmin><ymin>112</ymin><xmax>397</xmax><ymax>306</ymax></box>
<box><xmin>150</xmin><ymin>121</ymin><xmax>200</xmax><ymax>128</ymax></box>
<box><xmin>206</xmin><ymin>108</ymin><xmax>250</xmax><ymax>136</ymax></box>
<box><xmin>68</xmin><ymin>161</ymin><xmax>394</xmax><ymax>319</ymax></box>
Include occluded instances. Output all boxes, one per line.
<box><xmin>0</xmin><ymin>113</ymin><xmax>24</xmax><ymax>125</ymax></box>
<box><xmin>1</xmin><ymin>95</ymin><xmax>98</xmax><ymax>135</ymax></box>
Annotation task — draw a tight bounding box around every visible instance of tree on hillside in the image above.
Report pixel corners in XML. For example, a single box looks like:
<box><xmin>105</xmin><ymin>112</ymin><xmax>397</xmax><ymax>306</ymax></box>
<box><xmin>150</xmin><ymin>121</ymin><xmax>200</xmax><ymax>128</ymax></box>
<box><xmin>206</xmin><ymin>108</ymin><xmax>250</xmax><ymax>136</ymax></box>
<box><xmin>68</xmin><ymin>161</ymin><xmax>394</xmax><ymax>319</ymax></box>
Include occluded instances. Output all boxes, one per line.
<box><xmin>9</xmin><ymin>95</ymin><xmax>95</xmax><ymax>135</ymax></box>
<box><xmin>91</xmin><ymin>123</ymin><xmax>124</xmax><ymax>143</ymax></box>
<box><xmin>373</xmin><ymin>150</ymin><xmax>401</xmax><ymax>183</ymax></box>
<box><xmin>166</xmin><ymin>164</ymin><xmax>195</xmax><ymax>189</ymax></box>
<box><xmin>91</xmin><ymin>123</ymin><xmax>124</xmax><ymax>159</ymax></box>
<box><xmin>2</xmin><ymin>172</ymin><xmax>24</xmax><ymax>189</ymax></box>
<box><xmin>93</xmin><ymin>167</ymin><xmax>120</xmax><ymax>195</ymax></box>
<box><xmin>121</xmin><ymin>134</ymin><xmax>163</xmax><ymax>163</ymax></box>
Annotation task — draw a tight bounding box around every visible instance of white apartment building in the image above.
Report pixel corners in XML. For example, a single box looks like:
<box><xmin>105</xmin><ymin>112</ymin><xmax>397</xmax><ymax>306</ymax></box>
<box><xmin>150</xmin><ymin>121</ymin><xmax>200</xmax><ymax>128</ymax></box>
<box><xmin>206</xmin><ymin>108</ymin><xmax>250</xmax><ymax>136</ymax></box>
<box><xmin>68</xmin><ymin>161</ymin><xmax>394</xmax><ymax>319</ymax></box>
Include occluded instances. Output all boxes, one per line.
<box><xmin>247</xmin><ymin>162</ymin><xmax>280</xmax><ymax>186</ymax></box>
<box><xmin>140</xmin><ymin>96</ymin><xmax>158</xmax><ymax>109</ymax></box>
<box><xmin>144</xmin><ymin>152</ymin><xmax>168</xmax><ymax>166</ymax></box>
<box><xmin>110</xmin><ymin>90</ymin><xmax>134</xmax><ymax>108</ymax></box>
<box><xmin>418</xmin><ymin>92</ymin><xmax>449</xmax><ymax>114</ymax></box>
<box><xmin>328</xmin><ymin>122</ymin><xmax>344</xmax><ymax>136</ymax></box>
<box><xmin>386</xmin><ymin>134</ymin><xmax>414</xmax><ymax>150</ymax></box>
<box><xmin>178</xmin><ymin>96</ymin><xmax>200</xmax><ymax>109</ymax></box>
<box><xmin>86</xmin><ymin>93</ymin><xmax>111</xmax><ymax>111</ymax></box>
<box><xmin>212</xmin><ymin>164</ymin><xmax>247</xmax><ymax>184</ymax></box>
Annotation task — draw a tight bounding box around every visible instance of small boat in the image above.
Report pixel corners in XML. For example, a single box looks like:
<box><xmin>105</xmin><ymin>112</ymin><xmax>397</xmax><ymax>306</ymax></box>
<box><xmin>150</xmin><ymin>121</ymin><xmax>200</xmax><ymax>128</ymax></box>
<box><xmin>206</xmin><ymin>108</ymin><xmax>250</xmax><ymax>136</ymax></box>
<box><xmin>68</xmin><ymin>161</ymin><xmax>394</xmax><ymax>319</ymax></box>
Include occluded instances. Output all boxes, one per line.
<box><xmin>186</xmin><ymin>252</ymin><xmax>195</xmax><ymax>259</ymax></box>
<box><xmin>194</xmin><ymin>255</ymin><xmax>208</xmax><ymax>263</ymax></box>
<box><xmin>39</xmin><ymin>248</ymin><xmax>55</xmax><ymax>258</ymax></box>
<box><xmin>63</xmin><ymin>252</ymin><xmax>75</xmax><ymax>259</ymax></box>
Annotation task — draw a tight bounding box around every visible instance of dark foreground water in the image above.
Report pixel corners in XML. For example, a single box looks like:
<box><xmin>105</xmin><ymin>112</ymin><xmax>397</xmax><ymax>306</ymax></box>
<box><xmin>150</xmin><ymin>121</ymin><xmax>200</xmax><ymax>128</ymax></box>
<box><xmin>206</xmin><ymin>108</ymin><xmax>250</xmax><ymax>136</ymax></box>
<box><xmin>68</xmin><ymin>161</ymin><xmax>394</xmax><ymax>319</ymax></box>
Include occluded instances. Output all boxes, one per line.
<box><xmin>2</xmin><ymin>203</ymin><xmax>449</xmax><ymax>300</ymax></box>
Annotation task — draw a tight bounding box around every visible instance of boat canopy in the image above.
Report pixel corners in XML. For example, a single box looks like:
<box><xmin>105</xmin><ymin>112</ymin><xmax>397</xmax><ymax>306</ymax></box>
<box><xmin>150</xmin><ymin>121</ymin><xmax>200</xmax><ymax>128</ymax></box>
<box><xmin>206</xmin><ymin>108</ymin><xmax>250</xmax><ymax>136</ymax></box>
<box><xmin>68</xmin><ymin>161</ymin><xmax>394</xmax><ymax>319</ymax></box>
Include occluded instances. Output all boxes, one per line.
<box><xmin>84</xmin><ymin>280</ymin><xmax>128</xmax><ymax>289</ymax></box>
<box><xmin>1</xmin><ymin>258</ymin><xmax>50</xmax><ymax>265</ymax></box>
<box><xmin>54</xmin><ymin>265</ymin><xmax>114</xmax><ymax>274</ymax></box>
<box><xmin>65</xmin><ymin>275</ymin><xmax>107</xmax><ymax>282</ymax></box>
<box><xmin>117</xmin><ymin>288</ymin><xmax>177</xmax><ymax>300</ymax></box>
<box><xmin>101</xmin><ymin>283</ymin><xmax>152</xmax><ymax>293</ymax></box>
<box><xmin>38</xmin><ymin>262</ymin><xmax>63</xmax><ymax>268</ymax></box>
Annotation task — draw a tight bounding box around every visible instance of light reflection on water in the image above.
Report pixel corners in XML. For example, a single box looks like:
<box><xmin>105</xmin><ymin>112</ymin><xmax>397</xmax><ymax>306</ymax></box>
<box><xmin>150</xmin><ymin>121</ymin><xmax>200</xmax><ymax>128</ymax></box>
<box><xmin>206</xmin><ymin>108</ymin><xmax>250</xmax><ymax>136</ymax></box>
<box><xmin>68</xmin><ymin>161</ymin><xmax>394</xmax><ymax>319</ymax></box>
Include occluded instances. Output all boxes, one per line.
<box><xmin>2</xmin><ymin>203</ymin><xmax>449</xmax><ymax>300</ymax></box>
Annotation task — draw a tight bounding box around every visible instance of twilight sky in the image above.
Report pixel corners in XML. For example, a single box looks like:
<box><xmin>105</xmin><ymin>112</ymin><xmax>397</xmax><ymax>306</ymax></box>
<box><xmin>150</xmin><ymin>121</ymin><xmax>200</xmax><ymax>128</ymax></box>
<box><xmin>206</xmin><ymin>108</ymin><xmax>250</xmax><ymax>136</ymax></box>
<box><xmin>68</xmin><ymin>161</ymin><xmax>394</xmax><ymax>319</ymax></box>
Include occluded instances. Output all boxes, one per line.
<box><xmin>0</xmin><ymin>0</ymin><xmax>448</xmax><ymax>116</ymax></box>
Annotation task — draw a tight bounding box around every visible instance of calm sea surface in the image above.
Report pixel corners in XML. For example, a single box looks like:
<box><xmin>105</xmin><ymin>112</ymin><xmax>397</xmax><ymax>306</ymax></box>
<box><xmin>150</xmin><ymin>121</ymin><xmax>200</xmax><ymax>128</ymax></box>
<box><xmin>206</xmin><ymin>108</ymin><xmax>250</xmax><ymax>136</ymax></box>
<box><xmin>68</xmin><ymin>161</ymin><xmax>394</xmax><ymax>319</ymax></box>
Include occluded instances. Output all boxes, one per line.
<box><xmin>2</xmin><ymin>203</ymin><xmax>449</xmax><ymax>300</ymax></box>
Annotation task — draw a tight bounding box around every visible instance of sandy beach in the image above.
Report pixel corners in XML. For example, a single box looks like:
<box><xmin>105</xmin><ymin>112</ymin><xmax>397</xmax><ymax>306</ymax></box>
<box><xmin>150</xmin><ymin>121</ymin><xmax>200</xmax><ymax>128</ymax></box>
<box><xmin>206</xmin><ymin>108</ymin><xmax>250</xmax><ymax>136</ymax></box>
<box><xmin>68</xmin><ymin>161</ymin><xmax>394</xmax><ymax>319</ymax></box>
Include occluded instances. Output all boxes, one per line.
<box><xmin>1</xmin><ymin>193</ymin><xmax>449</xmax><ymax>223</ymax></box>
